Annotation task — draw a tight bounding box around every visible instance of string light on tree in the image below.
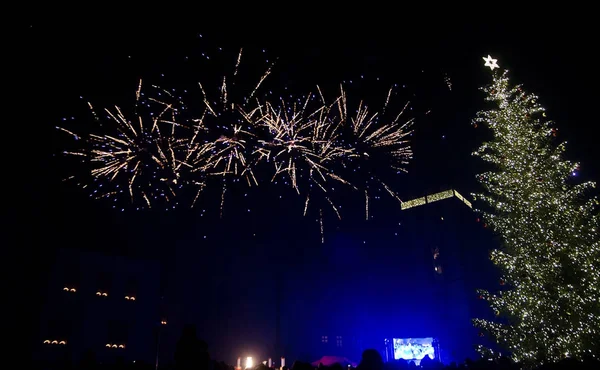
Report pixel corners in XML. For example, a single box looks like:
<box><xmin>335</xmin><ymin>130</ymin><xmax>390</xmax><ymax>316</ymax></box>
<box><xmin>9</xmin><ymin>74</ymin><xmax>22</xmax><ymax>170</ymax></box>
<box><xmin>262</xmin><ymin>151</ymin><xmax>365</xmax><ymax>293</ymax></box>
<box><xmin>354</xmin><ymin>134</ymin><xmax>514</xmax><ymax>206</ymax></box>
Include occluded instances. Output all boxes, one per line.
<box><xmin>471</xmin><ymin>55</ymin><xmax>600</xmax><ymax>366</ymax></box>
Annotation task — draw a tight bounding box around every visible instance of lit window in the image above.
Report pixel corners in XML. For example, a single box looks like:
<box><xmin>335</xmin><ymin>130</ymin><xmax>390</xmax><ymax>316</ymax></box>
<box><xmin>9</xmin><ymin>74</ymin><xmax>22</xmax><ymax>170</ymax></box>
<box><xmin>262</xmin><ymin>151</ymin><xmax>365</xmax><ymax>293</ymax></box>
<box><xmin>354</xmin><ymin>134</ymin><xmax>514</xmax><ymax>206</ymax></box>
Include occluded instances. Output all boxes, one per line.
<box><xmin>106</xmin><ymin>343</ymin><xmax>125</xmax><ymax>349</ymax></box>
<box><xmin>96</xmin><ymin>272</ymin><xmax>112</xmax><ymax>298</ymax></box>
<box><xmin>105</xmin><ymin>343</ymin><xmax>126</xmax><ymax>349</ymax></box>
<box><xmin>336</xmin><ymin>336</ymin><xmax>343</xmax><ymax>347</ymax></box>
<box><xmin>126</xmin><ymin>278</ymin><xmax>138</xmax><ymax>302</ymax></box>
<box><xmin>43</xmin><ymin>339</ymin><xmax>66</xmax><ymax>345</ymax></box>
<box><xmin>63</xmin><ymin>264</ymin><xmax>80</xmax><ymax>293</ymax></box>
<box><xmin>107</xmin><ymin>320</ymin><xmax>127</xmax><ymax>349</ymax></box>
<box><xmin>321</xmin><ymin>336</ymin><xmax>328</xmax><ymax>343</ymax></box>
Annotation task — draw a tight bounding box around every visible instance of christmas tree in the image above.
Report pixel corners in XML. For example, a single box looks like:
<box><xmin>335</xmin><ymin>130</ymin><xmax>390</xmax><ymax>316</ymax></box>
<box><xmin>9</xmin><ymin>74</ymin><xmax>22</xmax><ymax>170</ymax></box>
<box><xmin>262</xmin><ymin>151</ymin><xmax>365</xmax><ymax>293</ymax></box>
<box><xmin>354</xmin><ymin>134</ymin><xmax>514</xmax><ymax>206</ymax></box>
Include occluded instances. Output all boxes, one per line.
<box><xmin>471</xmin><ymin>56</ymin><xmax>600</xmax><ymax>365</ymax></box>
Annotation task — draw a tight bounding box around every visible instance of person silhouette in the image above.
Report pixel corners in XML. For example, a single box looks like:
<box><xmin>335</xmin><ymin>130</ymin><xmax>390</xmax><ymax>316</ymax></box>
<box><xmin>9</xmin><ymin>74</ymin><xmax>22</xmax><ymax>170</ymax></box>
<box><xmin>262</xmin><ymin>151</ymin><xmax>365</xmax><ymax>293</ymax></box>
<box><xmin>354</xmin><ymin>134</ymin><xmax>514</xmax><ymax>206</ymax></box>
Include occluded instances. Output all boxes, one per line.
<box><xmin>175</xmin><ymin>324</ymin><xmax>210</xmax><ymax>370</ymax></box>
<box><xmin>357</xmin><ymin>349</ymin><xmax>384</xmax><ymax>370</ymax></box>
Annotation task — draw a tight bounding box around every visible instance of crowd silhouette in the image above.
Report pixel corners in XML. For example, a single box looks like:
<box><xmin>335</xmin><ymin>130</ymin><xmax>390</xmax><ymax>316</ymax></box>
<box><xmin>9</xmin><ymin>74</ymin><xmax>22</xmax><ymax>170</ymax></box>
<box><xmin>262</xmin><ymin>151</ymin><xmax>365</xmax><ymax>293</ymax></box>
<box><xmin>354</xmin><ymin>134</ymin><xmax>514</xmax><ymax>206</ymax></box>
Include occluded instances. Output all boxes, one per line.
<box><xmin>37</xmin><ymin>325</ymin><xmax>599</xmax><ymax>370</ymax></box>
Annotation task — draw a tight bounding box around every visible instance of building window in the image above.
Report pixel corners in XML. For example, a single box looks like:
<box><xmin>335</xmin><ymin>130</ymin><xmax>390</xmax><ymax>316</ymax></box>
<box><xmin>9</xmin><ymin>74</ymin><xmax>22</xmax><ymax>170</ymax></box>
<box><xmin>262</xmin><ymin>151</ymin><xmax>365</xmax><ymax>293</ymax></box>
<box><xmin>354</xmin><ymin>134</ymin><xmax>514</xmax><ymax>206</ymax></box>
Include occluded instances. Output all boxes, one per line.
<box><xmin>96</xmin><ymin>271</ymin><xmax>112</xmax><ymax>297</ymax></box>
<box><xmin>321</xmin><ymin>336</ymin><xmax>328</xmax><ymax>343</ymax></box>
<box><xmin>125</xmin><ymin>277</ymin><xmax>137</xmax><ymax>301</ymax></box>
<box><xmin>62</xmin><ymin>263</ymin><xmax>80</xmax><ymax>293</ymax></box>
<box><xmin>160</xmin><ymin>299</ymin><xmax>168</xmax><ymax>325</ymax></box>
<box><xmin>107</xmin><ymin>320</ymin><xmax>128</xmax><ymax>349</ymax></box>
<box><xmin>45</xmin><ymin>318</ymin><xmax>71</xmax><ymax>345</ymax></box>
<box><xmin>336</xmin><ymin>336</ymin><xmax>342</xmax><ymax>347</ymax></box>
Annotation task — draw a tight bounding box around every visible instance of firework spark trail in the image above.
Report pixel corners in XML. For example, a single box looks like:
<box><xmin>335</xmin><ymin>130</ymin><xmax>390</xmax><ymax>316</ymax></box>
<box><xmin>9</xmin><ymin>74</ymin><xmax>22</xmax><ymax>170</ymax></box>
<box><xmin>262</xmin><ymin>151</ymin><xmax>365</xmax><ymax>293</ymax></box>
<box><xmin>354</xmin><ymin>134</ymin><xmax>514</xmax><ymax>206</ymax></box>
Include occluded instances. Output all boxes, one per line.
<box><xmin>444</xmin><ymin>73</ymin><xmax>452</xmax><ymax>91</ymax></box>
<box><xmin>220</xmin><ymin>184</ymin><xmax>226</xmax><ymax>218</ymax></box>
<box><xmin>383</xmin><ymin>86</ymin><xmax>393</xmax><ymax>115</ymax></box>
<box><xmin>304</xmin><ymin>195</ymin><xmax>310</xmax><ymax>216</ymax></box>
<box><xmin>248</xmin><ymin>60</ymin><xmax>275</xmax><ymax>101</ymax></box>
<box><xmin>136</xmin><ymin>79</ymin><xmax>142</xmax><ymax>103</ymax></box>
<box><xmin>379</xmin><ymin>180</ymin><xmax>403</xmax><ymax>203</ymax></box>
<box><xmin>56</xmin><ymin>127</ymin><xmax>79</xmax><ymax>140</ymax></box>
<box><xmin>365</xmin><ymin>189</ymin><xmax>369</xmax><ymax>220</ymax></box>
<box><xmin>233</xmin><ymin>48</ymin><xmax>243</xmax><ymax>78</ymax></box>
<box><xmin>58</xmin><ymin>80</ymin><xmax>212</xmax><ymax>209</ymax></box>
<box><xmin>319</xmin><ymin>209</ymin><xmax>324</xmax><ymax>244</ymax></box>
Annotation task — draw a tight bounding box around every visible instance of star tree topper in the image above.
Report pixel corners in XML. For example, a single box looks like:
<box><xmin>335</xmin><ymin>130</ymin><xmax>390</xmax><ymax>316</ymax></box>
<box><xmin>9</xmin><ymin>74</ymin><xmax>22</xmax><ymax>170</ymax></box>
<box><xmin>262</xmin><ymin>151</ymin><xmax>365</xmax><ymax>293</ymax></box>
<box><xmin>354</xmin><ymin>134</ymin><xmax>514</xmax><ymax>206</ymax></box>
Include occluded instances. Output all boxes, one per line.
<box><xmin>483</xmin><ymin>55</ymin><xmax>499</xmax><ymax>70</ymax></box>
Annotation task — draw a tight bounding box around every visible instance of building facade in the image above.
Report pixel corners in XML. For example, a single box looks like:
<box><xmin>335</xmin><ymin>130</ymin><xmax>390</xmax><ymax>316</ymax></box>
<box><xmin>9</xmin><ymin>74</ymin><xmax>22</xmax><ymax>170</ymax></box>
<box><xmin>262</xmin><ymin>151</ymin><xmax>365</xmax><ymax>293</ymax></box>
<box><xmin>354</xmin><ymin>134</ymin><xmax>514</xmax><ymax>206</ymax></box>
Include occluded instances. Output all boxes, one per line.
<box><xmin>289</xmin><ymin>189</ymin><xmax>494</xmax><ymax>364</ymax></box>
<box><xmin>398</xmin><ymin>190</ymin><xmax>486</xmax><ymax>363</ymax></box>
<box><xmin>35</xmin><ymin>248</ymin><xmax>162</xmax><ymax>366</ymax></box>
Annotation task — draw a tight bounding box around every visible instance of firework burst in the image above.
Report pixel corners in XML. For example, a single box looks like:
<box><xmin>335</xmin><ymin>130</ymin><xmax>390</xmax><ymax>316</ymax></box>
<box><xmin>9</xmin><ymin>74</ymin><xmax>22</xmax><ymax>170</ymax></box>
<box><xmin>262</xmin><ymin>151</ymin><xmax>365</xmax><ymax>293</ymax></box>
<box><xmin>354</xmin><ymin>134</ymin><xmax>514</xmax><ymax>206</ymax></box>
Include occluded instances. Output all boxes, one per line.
<box><xmin>58</xmin><ymin>80</ymin><xmax>211</xmax><ymax>210</ymax></box>
<box><xmin>256</xmin><ymin>88</ymin><xmax>354</xmax><ymax>241</ymax></box>
<box><xmin>338</xmin><ymin>85</ymin><xmax>414</xmax><ymax>220</ymax></box>
<box><xmin>193</xmin><ymin>48</ymin><xmax>275</xmax><ymax>216</ymax></box>
<box><xmin>57</xmin><ymin>42</ymin><xmax>419</xmax><ymax>242</ymax></box>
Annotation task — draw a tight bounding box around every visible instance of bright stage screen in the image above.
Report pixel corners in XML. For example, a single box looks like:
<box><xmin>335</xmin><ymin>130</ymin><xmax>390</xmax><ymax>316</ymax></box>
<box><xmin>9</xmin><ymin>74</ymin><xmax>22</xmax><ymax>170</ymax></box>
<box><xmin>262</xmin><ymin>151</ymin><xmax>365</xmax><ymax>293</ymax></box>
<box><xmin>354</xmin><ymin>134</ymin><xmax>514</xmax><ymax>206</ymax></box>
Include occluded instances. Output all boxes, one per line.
<box><xmin>393</xmin><ymin>338</ymin><xmax>435</xmax><ymax>361</ymax></box>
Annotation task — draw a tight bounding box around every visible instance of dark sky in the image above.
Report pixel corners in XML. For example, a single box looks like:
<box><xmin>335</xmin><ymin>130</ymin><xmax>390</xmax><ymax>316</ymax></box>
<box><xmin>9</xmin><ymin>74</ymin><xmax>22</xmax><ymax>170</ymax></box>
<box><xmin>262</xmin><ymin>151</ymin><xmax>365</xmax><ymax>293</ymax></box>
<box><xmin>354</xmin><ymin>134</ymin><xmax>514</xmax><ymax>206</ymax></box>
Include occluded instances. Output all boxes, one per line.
<box><xmin>18</xmin><ymin>17</ymin><xmax>599</xmax><ymax>248</ymax></box>
<box><xmin>15</xmin><ymin>15</ymin><xmax>600</xmax><ymax>361</ymax></box>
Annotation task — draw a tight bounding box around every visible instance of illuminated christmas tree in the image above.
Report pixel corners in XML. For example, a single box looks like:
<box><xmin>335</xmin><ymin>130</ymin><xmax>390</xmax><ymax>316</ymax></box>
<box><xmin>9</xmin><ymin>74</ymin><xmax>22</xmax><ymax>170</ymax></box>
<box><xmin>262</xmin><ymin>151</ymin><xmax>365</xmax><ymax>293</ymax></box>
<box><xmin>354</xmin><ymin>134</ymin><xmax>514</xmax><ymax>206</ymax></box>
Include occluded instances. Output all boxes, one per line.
<box><xmin>471</xmin><ymin>56</ymin><xmax>600</xmax><ymax>365</ymax></box>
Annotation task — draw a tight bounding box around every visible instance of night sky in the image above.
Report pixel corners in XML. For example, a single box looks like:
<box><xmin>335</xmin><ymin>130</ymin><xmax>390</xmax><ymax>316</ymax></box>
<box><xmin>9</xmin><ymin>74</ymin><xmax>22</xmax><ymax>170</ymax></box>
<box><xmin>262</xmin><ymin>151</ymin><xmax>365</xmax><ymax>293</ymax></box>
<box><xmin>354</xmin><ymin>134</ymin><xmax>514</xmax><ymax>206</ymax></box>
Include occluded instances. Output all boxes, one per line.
<box><xmin>15</xmin><ymin>15</ymin><xmax>599</xmax><ymax>362</ymax></box>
